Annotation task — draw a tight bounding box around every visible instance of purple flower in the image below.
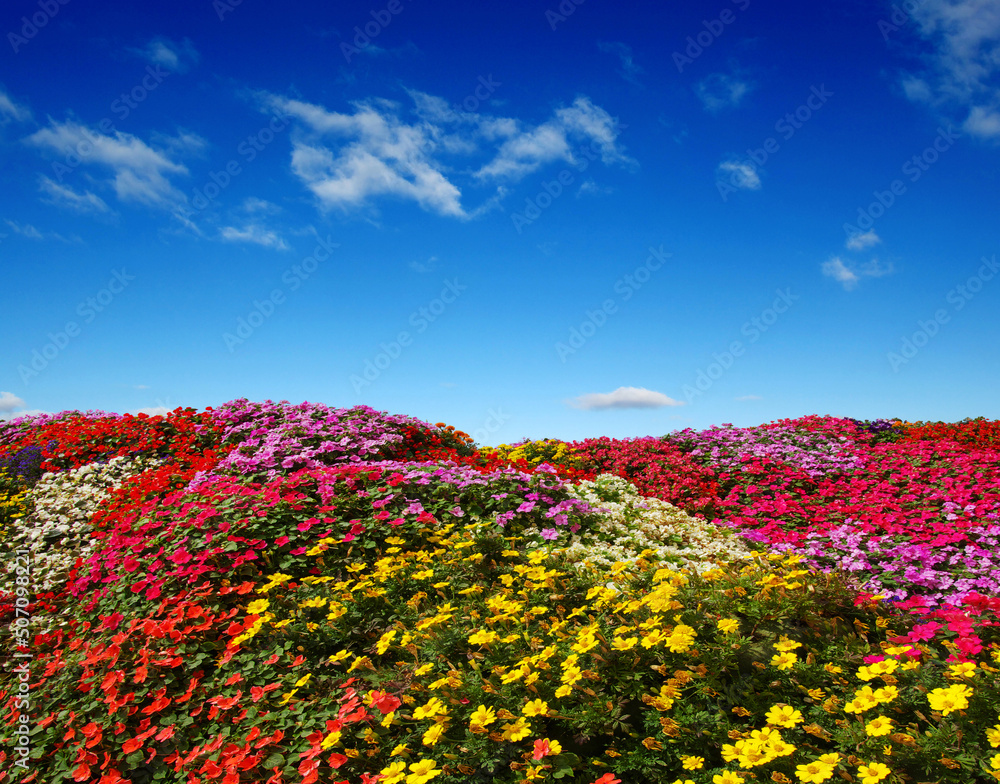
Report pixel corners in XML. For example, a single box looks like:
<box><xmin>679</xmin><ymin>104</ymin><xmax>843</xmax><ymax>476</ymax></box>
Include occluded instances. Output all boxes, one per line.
<box><xmin>540</xmin><ymin>528</ymin><xmax>559</xmax><ymax>540</ymax></box>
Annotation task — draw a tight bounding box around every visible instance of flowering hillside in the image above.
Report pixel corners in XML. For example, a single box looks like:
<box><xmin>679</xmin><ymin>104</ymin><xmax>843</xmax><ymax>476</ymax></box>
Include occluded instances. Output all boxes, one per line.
<box><xmin>1</xmin><ymin>402</ymin><xmax>999</xmax><ymax>784</ymax></box>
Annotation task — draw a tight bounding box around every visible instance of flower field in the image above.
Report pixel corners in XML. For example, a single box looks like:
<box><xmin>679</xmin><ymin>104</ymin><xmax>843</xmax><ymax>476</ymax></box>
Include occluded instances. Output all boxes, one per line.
<box><xmin>1</xmin><ymin>401</ymin><xmax>1000</xmax><ymax>784</ymax></box>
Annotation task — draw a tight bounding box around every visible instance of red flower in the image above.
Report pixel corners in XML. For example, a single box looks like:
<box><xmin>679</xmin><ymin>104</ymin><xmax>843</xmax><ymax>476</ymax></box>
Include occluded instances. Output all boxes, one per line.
<box><xmin>122</xmin><ymin>737</ymin><xmax>143</xmax><ymax>754</ymax></box>
<box><xmin>72</xmin><ymin>763</ymin><xmax>91</xmax><ymax>782</ymax></box>
<box><xmin>592</xmin><ymin>775</ymin><xmax>621</xmax><ymax>784</ymax></box>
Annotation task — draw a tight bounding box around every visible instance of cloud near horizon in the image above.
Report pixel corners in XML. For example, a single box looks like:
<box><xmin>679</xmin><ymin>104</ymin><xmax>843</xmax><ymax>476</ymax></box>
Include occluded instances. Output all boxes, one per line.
<box><xmin>568</xmin><ymin>386</ymin><xmax>685</xmax><ymax>410</ymax></box>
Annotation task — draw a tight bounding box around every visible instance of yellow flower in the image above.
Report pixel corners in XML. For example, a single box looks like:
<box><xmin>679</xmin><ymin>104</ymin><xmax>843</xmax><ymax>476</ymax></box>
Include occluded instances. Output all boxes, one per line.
<box><xmin>523</xmin><ymin>699</ymin><xmax>549</xmax><ymax>717</ymax></box>
<box><xmin>947</xmin><ymin>661</ymin><xmax>976</xmax><ymax>679</ymax></box>
<box><xmin>986</xmin><ymin>724</ymin><xmax>1000</xmax><ymax>747</ymax></box>
<box><xmin>771</xmin><ymin>652</ymin><xmax>798</xmax><ymax>670</ymax></box>
<box><xmin>380</xmin><ymin>760</ymin><xmax>408</xmax><ymax>784</ymax></box>
<box><xmin>422</xmin><ymin>724</ymin><xmax>444</xmax><ymax>746</ymax></box>
<box><xmin>872</xmin><ymin>685</ymin><xmax>898</xmax><ymax>704</ymax></box>
<box><xmin>468</xmin><ymin>629</ymin><xmax>498</xmax><ymax>646</ymax></box>
<box><xmin>376</xmin><ymin>630</ymin><xmax>397</xmax><ymax>655</ymax></box>
<box><xmin>406</xmin><ymin>759</ymin><xmax>442</xmax><ymax>784</ymax></box>
<box><xmin>612</xmin><ymin>636</ymin><xmax>638</xmax><ymax>650</ymax></box>
<box><xmin>679</xmin><ymin>755</ymin><xmax>704</xmax><ymax>770</ymax></box>
<box><xmin>865</xmin><ymin>716</ymin><xmax>893</xmax><ymax>737</ymax></box>
<box><xmin>501</xmin><ymin>717</ymin><xmax>532</xmax><ymax>742</ymax></box>
<box><xmin>712</xmin><ymin>773</ymin><xmax>745</xmax><ymax>784</ymax></box>
<box><xmin>413</xmin><ymin>663</ymin><xmax>434</xmax><ymax>676</ymax></box>
<box><xmin>794</xmin><ymin>760</ymin><xmax>834</xmax><ymax>783</ymax></box>
<box><xmin>823</xmin><ymin>663</ymin><xmax>843</xmax><ymax>674</ymax></box>
<box><xmin>469</xmin><ymin>705</ymin><xmax>496</xmax><ymax>732</ymax></box>
<box><xmin>718</xmin><ymin>618</ymin><xmax>740</xmax><ymax>634</ymax></box>
<box><xmin>554</xmin><ymin>685</ymin><xmax>572</xmax><ymax>698</ymax></box>
<box><xmin>413</xmin><ymin>697</ymin><xmax>446</xmax><ymax>720</ymax></box>
<box><xmin>390</xmin><ymin>743</ymin><xmax>409</xmax><ymax>756</ymax></box>
<box><xmin>927</xmin><ymin>684</ymin><xmax>972</xmax><ymax>716</ymax></box>
<box><xmin>857</xmin><ymin>762</ymin><xmax>891</xmax><ymax>784</ymax></box>
<box><xmin>774</xmin><ymin>637</ymin><xmax>802</xmax><ymax>652</ymax></box>
<box><xmin>765</xmin><ymin>704</ymin><xmax>803</xmax><ymax>728</ymax></box>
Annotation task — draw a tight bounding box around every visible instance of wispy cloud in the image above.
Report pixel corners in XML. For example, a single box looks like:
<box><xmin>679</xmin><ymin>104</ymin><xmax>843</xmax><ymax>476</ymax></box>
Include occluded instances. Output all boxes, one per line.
<box><xmin>902</xmin><ymin>0</ymin><xmax>1000</xmax><ymax>139</ymax></box>
<box><xmin>3</xmin><ymin>219</ymin><xmax>81</xmax><ymax>244</ymax></box>
<box><xmin>717</xmin><ymin>160</ymin><xmax>761</xmax><ymax>190</ymax></box>
<box><xmin>257</xmin><ymin>91</ymin><xmax>632</xmax><ymax>218</ymax></box>
<box><xmin>568</xmin><ymin>386</ymin><xmax>685</xmax><ymax>410</ymax></box>
<box><xmin>410</xmin><ymin>255</ymin><xmax>439</xmax><ymax>273</ymax></box>
<box><xmin>845</xmin><ymin>229</ymin><xmax>881</xmax><ymax>251</ymax></box>
<box><xmin>27</xmin><ymin>121</ymin><xmax>199</xmax><ymax>215</ymax></box>
<box><xmin>39</xmin><ymin>176</ymin><xmax>114</xmax><ymax>216</ymax></box>
<box><xmin>0</xmin><ymin>88</ymin><xmax>31</xmax><ymax>124</ymax></box>
<box><xmin>130</xmin><ymin>36</ymin><xmax>200</xmax><ymax>73</ymax></box>
<box><xmin>696</xmin><ymin>71</ymin><xmax>754</xmax><ymax>113</ymax></box>
<box><xmin>597</xmin><ymin>41</ymin><xmax>644</xmax><ymax>86</ymax></box>
<box><xmin>219</xmin><ymin>224</ymin><xmax>290</xmax><ymax>250</ymax></box>
<box><xmin>822</xmin><ymin>256</ymin><xmax>894</xmax><ymax>290</ymax></box>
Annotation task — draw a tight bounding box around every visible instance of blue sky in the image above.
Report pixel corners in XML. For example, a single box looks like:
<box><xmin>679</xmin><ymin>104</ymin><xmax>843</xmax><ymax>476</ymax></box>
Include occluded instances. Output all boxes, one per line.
<box><xmin>2</xmin><ymin>0</ymin><xmax>999</xmax><ymax>445</ymax></box>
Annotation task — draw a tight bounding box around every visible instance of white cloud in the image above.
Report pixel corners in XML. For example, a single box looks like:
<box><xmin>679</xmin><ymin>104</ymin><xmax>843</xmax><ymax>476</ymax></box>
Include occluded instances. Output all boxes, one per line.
<box><xmin>717</xmin><ymin>160</ymin><xmax>761</xmax><ymax>190</ymax></box>
<box><xmin>845</xmin><ymin>229</ymin><xmax>881</xmax><ymax>250</ymax></box>
<box><xmin>597</xmin><ymin>41</ymin><xmax>644</xmax><ymax>85</ymax></box>
<box><xmin>4</xmin><ymin>220</ymin><xmax>43</xmax><ymax>239</ymax></box>
<box><xmin>0</xmin><ymin>391</ymin><xmax>26</xmax><ymax>412</ymax></box>
<box><xmin>130</xmin><ymin>406</ymin><xmax>172</xmax><ymax>417</ymax></box>
<box><xmin>39</xmin><ymin>176</ymin><xmax>114</xmax><ymax>215</ymax></box>
<box><xmin>822</xmin><ymin>256</ymin><xmax>894</xmax><ymax>290</ymax></box>
<box><xmin>568</xmin><ymin>386</ymin><xmax>685</xmax><ymax>410</ymax></box>
<box><xmin>409</xmin><ymin>255</ymin><xmax>438</xmax><ymax>273</ymax></box>
<box><xmin>696</xmin><ymin>72</ymin><xmax>754</xmax><ymax>112</ymax></box>
<box><xmin>259</xmin><ymin>91</ymin><xmax>632</xmax><ymax>218</ymax></box>
<box><xmin>478</xmin><ymin>97</ymin><xmax>633</xmax><ymax>181</ymax></box>
<box><xmin>734</xmin><ymin>395</ymin><xmax>762</xmax><ymax>401</ymax></box>
<box><xmin>0</xmin><ymin>89</ymin><xmax>31</xmax><ymax>124</ymax></box>
<box><xmin>964</xmin><ymin>104</ymin><xmax>1000</xmax><ymax>137</ymax></box>
<box><xmin>241</xmin><ymin>197</ymin><xmax>281</xmax><ymax>214</ymax></box>
<box><xmin>576</xmin><ymin>179</ymin><xmax>613</xmax><ymax>197</ymax></box>
<box><xmin>27</xmin><ymin>121</ymin><xmax>194</xmax><ymax>213</ymax></box>
<box><xmin>130</xmin><ymin>37</ymin><xmax>200</xmax><ymax>73</ymax></box>
<box><xmin>220</xmin><ymin>224</ymin><xmax>289</xmax><ymax>250</ymax></box>
<box><xmin>902</xmin><ymin>0</ymin><xmax>1000</xmax><ymax>137</ymax></box>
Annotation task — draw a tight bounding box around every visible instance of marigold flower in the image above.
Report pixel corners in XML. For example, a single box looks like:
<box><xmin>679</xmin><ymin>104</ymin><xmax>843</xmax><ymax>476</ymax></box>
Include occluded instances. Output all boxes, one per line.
<box><xmin>865</xmin><ymin>716</ymin><xmax>893</xmax><ymax>737</ymax></box>
<box><xmin>679</xmin><ymin>755</ymin><xmax>704</xmax><ymax>770</ymax></box>
<box><xmin>856</xmin><ymin>762</ymin><xmax>890</xmax><ymax>784</ymax></box>
<box><xmin>927</xmin><ymin>684</ymin><xmax>972</xmax><ymax>716</ymax></box>
<box><xmin>380</xmin><ymin>761</ymin><xmax>407</xmax><ymax>784</ymax></box>
<box><xmin>986</xmin><ymin>724</ymin><xmax>1000</xmax><ymax>747</ymax></box>
<box><xmin>765</xmin><ymin>705</ymin><xmax>803</xmax><ymax>728</ymax></box>
<box><xmin>406</xmin><ymin>759</ymin><xmax>441</xmax><ymax>784</ymax></box>
<box><xmin>523</xmin><ymin>699</ymin><xmax>548</xmax><ymax>717</ymax></box>
<box><xmin>421</xmin><ymin>724</ymin><xmax>444</xmax><ymax>746</ymax></box>
<box><xmin>771</xmin><ymin>652</ymin><xmax>798</xmax><ymax>670</ymax></box>
<box><xmin>718</xmin><ymin>618</ymin><xmax>740</xmax><ymax>634</ymax></box>
<box><xmin>712</xmin><ymin>773</ymin><xmax>745</xmax><ymax>784</ymax></box>
<box><xmin>794</xmin><ymin>760</ymin><xmax>834</xmax><ymax>783</ymax></box>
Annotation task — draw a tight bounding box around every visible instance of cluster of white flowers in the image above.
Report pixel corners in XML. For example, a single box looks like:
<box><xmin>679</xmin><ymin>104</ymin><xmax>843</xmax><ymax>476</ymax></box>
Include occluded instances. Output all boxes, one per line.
<box><xmin>527</xmin><ymin>473</ymin><xmax>758</xmax><ymax>574</ymax></box>
<box><xmin>3</xmin><ymin>456</ymin><xmax>155</xmax><ymax>593</ymax></box>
